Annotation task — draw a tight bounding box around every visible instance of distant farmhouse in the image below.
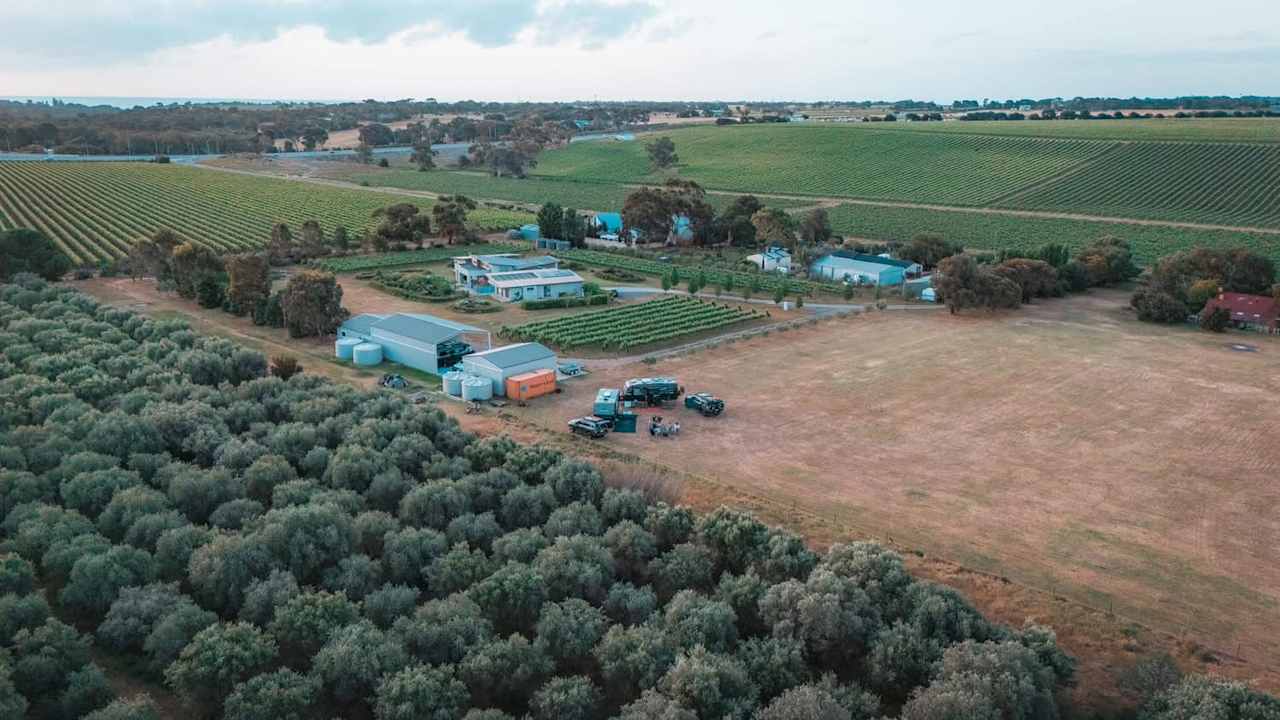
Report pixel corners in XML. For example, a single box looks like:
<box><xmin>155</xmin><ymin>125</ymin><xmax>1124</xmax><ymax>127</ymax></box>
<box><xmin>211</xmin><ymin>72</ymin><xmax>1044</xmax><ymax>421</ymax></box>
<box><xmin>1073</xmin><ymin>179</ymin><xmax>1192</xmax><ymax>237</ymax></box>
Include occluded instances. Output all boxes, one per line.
<box><xmin>589</xmin><ymin>211</ymin><xmax>693</xmax><ymax>245</ymax></box>
<box><xmin>746</xmin><ymin>246</ymin><xmax>792</xmax><ymax>273</ymax></box>
<box><xmin>810</xmin><ymin>251</ymin><xmax>923</xmax><ymax>286</ymax></box>
<box><xmin>1200</xmin><ymin>292</ymin><xmax>1280</xmax><ymax>333</ymax></box>
<box><xmin>452</xmin><ymin>253</ymin><xmax>584</xmax><ymax>303</ymax></box>
<box><xmin>337</xmin><ymin>313</ymin><xmax>490</xmax><ymax>373</ymax></box>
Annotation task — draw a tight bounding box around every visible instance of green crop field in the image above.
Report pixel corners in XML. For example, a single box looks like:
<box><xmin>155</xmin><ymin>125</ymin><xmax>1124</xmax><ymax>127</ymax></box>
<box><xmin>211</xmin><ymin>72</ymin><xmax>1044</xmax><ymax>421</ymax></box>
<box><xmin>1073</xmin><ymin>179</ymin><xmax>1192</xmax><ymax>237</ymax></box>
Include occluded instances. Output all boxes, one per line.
<box><xmin>854</xmin><ymin>116</ymin><xmax>1280</xmax><ymax>143</ymax></box>
<box><xmin>339</xmin><ymin>167</ymin><xmax>814</xmax><ymax>213</ymax></box>
<box><xmin>826</xmin><ymin>203</ymin><xmax>1280</xmax><ymax>265</ymax></box>
<box><xmin>501</xmin><ymin>294</ymin><xmax>759</xmax><ymax>350</ymax></box>
<box><xmin>534</xmin><ymin>125</ymin><xmax>1112</xmax><ymax>205</ymax></box>
<box><xmin>998</xmin><ymin>142</ymin><xmax>1280</xmax><ymax>229</ymax></box>
<box><xmin>0</xmin><ymin>162</ymin><xmax>531</xmax><ymax>264</ymax></box>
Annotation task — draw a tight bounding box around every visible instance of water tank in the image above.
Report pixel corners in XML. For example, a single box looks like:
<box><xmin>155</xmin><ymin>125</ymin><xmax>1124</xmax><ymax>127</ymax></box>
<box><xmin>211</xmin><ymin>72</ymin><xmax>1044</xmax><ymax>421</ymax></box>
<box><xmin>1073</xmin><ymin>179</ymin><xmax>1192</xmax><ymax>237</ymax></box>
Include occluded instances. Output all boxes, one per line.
<box><xmin>442</xmin><ymin>371</ymin><xmax>465</xmax><ymax>396</ymax></box>
<box><xmin>335</xmin><ymin>337</ymin><xmax>361</xmax><ymax>361</ymax></box>
<box><xmin>352</xmin><ymin>342</ymin><xmax>383</xmax><ymax>367</ymax></box>
<box><xmin>461</xmin><ymin>375</ymin><xmax>493</xmax><ymax>401</ymax></box>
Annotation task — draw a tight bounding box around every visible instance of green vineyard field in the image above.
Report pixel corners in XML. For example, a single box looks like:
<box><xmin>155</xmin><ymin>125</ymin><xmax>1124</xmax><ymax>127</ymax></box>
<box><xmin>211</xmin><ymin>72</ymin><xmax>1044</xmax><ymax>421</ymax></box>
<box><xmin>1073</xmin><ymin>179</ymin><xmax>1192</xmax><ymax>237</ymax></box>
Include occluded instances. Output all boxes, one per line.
<box><xmin>998</xmin><ymin>142</ymin><xmax>1280</xmax><ymax>229</ymax></box>
<box><xmin>0</xmin><ymin>162</ymin><xmax>532</xmax><ymax>264</ymax></box>
<box><xmin>340</xmin><ymin>167</ymin><xmax>814</xmax><ymax>212</ymax></box>
<box><xmin>826</xmin><ymin>204</ymin><xmax>1280</xmax><ymax>265</ymax></box>
<box><xmin>534</xmin><ymin>125</ymin><xmax>1112</xmax><ymax>206</ymax></box>
<box><xmin>501</xmin><ymin>295</ymin><xmax>759</xmax><ymax>351</ymax></box>
<box><xmin>855</xmin><ymin>116</ymin><xmax>1280</xmax><ymax>143</ymax></box>
<box><xmin>553</xmin><ymin>248</ymin><xmax>844</xmax><ymax>296</ymax></box>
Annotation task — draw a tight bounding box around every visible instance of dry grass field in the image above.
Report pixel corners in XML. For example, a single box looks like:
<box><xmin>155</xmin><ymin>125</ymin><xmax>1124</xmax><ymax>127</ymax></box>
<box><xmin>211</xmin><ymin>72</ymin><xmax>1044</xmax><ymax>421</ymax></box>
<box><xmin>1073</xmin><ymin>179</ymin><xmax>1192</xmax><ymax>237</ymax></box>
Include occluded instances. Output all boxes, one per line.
<box><xmin>514</xmin><ymin>290</ymin><xmax>1280</xmax><ymax>670</ymax></box>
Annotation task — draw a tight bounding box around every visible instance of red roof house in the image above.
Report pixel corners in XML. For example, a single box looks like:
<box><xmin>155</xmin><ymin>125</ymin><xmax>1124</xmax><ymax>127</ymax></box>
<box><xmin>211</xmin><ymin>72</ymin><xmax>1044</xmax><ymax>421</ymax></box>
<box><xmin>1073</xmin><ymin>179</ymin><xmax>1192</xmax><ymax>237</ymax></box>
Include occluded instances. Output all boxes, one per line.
<box><xmin>1201</xmin><ymin>292</ymin><xmax>1280</xmax><ymax>331</ymax></box>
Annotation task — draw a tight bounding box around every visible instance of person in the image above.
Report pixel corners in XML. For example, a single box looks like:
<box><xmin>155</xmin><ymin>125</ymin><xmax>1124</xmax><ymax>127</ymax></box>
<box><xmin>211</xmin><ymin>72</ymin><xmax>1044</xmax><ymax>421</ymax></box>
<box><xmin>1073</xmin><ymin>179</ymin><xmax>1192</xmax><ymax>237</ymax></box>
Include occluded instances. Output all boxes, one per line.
<box><xmin>672</xmin><ymin>421</ymin><xmax>680</xmax><ymax>436</ymax></box>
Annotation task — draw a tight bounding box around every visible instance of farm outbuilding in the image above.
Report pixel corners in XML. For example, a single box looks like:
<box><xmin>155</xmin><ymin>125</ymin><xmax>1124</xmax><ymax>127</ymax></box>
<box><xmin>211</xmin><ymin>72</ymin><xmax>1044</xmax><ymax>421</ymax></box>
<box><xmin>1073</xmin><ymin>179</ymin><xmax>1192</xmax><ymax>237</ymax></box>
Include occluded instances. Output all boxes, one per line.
<box><xmin>461</xmin><ymin>342</ymin><xmax>557</xmax><ymax>396</ymax></box>
<box><xmin>337</xmin><ymin>313</ymin><xmax>491</xmax><ymax>373</ymax></box>
<box><xmin>1200</xmin><ymin>292</ymin><xmax>1280</xmax><ymax>333</ymax></box>
<box><xmin>810</xmin><ymin>251</ymin><xmax>918</xmax><ymax>286</ymax></box>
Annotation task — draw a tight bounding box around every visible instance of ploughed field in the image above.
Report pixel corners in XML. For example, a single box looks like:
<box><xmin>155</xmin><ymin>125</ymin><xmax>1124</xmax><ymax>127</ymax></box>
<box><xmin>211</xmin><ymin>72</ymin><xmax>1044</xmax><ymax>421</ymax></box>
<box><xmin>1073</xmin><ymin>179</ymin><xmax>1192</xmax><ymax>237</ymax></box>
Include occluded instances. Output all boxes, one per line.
<box><xmin>520</xmin><ymin>291</ymin><xmax>1280</xmax><ymax>668</ymax></box>
<box><xmin>0</xmin><ymin>162</ymin><xmax>530</xmax><ymax>264</ymax></box>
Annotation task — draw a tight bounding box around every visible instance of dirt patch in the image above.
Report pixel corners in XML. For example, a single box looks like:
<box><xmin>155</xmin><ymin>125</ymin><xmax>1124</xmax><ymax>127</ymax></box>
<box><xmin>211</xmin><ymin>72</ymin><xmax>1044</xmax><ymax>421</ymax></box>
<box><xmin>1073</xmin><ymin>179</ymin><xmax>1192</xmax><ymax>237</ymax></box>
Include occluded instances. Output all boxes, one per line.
<box><xmin>507</xmin><ymin>290</ymin><xmax>1280</xmax><ymax>694</ymax></box>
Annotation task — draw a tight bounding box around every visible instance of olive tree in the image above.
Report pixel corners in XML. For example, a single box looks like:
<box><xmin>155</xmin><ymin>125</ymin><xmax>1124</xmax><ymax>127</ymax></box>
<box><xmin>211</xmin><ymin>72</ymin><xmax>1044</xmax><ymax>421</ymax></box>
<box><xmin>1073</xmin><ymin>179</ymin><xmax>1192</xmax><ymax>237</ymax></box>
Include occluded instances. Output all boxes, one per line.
<box><xmin>311</xmin><ymin>620</ymin><xmax>409</xmax><ymax>704</ymax></box>
<box><xmin>374</xmin><ymin>664</ymin><xmax>469</xmax><ymax>720</ymax></box>
<box><xmin>165</xmin><ymin>622</ymin><xmax>278</xmax><ymax>718</ymax></box>
<box><xmin>223</xmin><ymin>669</ymin><xmax>321</xmax><ymax>720</ymax></box>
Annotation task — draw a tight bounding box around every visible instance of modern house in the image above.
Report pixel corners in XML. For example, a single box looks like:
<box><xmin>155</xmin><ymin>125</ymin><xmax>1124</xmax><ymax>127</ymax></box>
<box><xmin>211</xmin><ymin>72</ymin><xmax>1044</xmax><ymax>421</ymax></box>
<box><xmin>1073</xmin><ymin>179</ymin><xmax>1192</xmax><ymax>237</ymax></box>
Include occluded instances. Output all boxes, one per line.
<box><xmin>1200</xmin><ymin>292</ymin><xmax>1280</xmax><ymax>333</ymax></box>
<box><xmin>461</xmin><ymin>342</ymin><xmax>558</xmax><ymax>396</ymax></box>
<box><xmin>485</xmin><ymin>269</ymin><xmax>585</xmax><ymax>303</ymax></box>
<box><xmin>809</xmin><ymin>251</ymin><xmax>921</xmax><ymax>286</ymax></box>
<box><xmin>745</xmin><ymin>246</ymin><xmax>792</xmax><ymax>273</ymax></box>
<box><xmin>337</xmin><ymin>313</ymin><xmax>491</xmax><ymax>373</ymax></box>
<box><xmin>454</xmin><ymin>254</ymin><xmax>560</xmax><ymax>293</ymax></box>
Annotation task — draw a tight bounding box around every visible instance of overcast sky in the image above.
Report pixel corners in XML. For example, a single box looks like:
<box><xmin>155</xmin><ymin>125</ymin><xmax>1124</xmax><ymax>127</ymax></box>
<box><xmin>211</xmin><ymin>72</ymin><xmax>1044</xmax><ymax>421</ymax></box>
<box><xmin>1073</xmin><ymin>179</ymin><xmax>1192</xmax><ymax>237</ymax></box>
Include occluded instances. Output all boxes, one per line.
<box><xmin>2</xmin><ymin>0</ymin><xmax>1278</xmax><ymax>102</ymax></box>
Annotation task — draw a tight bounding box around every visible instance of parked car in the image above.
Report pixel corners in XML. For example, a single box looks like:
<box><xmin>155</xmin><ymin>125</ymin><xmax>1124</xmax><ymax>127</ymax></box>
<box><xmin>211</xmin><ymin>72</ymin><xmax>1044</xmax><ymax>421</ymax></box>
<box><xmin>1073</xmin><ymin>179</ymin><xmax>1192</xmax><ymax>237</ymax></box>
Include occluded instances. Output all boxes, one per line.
<box><xmin>567</xmin><ymin>416</ymin><xmax>611</xmax><ymax>439</ymax></box>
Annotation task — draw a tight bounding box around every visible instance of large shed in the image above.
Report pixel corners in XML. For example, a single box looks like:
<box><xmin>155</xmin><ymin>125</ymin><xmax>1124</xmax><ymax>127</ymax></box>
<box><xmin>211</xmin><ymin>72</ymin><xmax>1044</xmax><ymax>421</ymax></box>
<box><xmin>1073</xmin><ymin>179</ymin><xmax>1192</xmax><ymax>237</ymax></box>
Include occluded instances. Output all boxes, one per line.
<box><xmin>461</xmin><ymin>342</ymin><xmax>557</xmax><ymax>396</ymax></box>
<box><xmin>810</xmin><ymin>252</ymin><xmax>919</xmax><ymax>286</ymax></box>
<box><xmin>338</xmin><ymin>313</ymin><xmax>490</xmax><ymax>373</ymax></box>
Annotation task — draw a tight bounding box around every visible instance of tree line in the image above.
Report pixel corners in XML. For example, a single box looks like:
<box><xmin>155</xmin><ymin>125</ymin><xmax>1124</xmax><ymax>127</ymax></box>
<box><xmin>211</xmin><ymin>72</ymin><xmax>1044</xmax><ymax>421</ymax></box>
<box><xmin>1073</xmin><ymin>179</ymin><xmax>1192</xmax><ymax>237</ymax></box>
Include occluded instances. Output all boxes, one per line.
<box><xmin>1130</xmin><ymin>247</ymin><xmax>1278</xmax><ymax>328</ymax></box>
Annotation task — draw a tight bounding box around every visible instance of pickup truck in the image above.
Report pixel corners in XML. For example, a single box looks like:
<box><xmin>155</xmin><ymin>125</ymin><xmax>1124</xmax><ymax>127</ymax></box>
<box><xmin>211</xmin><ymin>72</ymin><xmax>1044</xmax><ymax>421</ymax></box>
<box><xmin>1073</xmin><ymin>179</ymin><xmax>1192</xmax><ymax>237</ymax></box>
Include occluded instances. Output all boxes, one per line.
<box><xmin>684</xmin><ymin>393</ymin><xmax>725</xmax><ymax>417</ymax></box>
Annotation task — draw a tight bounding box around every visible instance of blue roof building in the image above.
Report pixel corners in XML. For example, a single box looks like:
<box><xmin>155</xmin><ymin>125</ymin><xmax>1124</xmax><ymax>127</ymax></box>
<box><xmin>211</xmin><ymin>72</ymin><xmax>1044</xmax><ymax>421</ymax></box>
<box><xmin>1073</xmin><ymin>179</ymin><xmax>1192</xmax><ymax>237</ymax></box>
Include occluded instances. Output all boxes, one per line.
<box><xmin>593</xmin><ymin>213</ymin><xmax>623</xmax><ymax>235</ymax></box>
<box><xmin>337</xmin><ymin>313</ymin><xmax>490</xmax><ymax>373</ymax></box>
<box><xmin>810</xmin><ymin>251</ymin><xmax>921</xmax><ymax>286</ymax></box>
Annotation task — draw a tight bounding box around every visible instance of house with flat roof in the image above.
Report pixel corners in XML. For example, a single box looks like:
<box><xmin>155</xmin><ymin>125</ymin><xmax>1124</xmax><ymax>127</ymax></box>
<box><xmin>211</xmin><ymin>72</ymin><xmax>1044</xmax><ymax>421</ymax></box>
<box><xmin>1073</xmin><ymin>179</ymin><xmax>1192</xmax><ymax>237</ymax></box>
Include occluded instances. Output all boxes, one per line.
<box><xmin>809</xmin><ymin>251</ymin><xmax>921</xmax><ymax>286</ymax></box>
<box><xmin>337</xmin><ymin>312</ymin><xmax>490</xmax><ymax>373</ymax></box>
<box><xmin>453</xmin><ymin>254</ymin><xmax>560</xmax><ymax>293</ymax></box>
<box><xmin>485</xmin><ymin>268</ymin><xmax>585</xmax><ymax>303</ymax></box>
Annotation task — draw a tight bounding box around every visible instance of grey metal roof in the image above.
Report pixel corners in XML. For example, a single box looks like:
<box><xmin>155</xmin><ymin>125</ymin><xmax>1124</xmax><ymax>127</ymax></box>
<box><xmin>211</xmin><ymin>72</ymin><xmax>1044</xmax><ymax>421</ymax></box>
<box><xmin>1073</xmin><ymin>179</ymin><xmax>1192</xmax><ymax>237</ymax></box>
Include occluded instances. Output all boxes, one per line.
<box><xmin>340</xmin><ymin>313</ymin><xmax>386</xmax><ymax>335</ymax></box>
<box><xmin>465</xmin><ymin>342</ymin><xmax>555</xmax><ymax>369</ymax></box>
<box><xmin>371</xmin><ymin>313</ymin><xmax>470</xmax><ymax>345</ymax></box>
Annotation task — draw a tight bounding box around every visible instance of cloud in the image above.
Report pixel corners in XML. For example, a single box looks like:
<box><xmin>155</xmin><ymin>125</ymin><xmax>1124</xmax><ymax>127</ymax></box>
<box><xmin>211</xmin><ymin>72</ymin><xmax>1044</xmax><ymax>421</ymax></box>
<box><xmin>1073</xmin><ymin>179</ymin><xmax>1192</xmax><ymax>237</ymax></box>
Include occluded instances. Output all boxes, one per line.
<box><xmin>0</xmin><ymin>0</ymin><xmax>657</xmax><ymax>63</ymax></box>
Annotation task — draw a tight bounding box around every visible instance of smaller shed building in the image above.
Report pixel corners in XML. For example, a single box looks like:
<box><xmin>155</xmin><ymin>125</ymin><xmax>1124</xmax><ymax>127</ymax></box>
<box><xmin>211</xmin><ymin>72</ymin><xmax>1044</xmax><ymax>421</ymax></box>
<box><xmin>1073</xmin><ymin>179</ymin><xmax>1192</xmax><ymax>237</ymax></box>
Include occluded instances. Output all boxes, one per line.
<box><xmin>461</xmin><ymin>343</ymin><xmax>557</xmax><ymax>396</ymax></box>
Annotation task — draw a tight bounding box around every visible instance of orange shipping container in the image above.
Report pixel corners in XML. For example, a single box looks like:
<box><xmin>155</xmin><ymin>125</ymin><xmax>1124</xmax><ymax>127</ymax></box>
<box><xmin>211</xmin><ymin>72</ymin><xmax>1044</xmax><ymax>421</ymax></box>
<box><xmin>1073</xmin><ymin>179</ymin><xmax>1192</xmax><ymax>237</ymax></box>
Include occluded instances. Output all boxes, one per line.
<box><xmin>505</xmin><ymin>369</ymin><xmax>556</xmax><ymax>401</ymax></box>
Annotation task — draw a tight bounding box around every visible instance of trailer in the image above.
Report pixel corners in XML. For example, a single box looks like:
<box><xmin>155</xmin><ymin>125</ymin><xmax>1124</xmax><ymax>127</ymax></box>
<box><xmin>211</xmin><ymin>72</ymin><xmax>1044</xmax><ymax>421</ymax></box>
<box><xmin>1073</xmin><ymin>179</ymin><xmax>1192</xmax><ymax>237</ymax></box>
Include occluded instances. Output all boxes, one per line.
<box><xmin>620</xmin><ymin>377</ymin><xmax>684</xmax><ymax>406</ymax></box>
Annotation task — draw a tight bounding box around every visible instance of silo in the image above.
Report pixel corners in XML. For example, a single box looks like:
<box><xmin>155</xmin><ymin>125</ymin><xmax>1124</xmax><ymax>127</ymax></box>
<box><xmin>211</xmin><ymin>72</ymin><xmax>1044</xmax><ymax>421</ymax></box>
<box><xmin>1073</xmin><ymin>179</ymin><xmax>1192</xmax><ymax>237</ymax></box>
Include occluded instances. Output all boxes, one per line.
<box><xmin>335</xmin><ymin>337</ymin><xmax>361</xmax><ymax>361</ymax></box>
<box><xmin>442</xmin><ymin>371</ymin><xmax>465</xmax><ymax>396</ymax></box>
<box><xmin>461</xmin><ymin>375</ymin><xmax>493</xmax><ymax>401</ymax></box>
<box><xmin>352</xmin><ymin>343</ymin><xmax>384</xmax><ymax>367</ymax></box>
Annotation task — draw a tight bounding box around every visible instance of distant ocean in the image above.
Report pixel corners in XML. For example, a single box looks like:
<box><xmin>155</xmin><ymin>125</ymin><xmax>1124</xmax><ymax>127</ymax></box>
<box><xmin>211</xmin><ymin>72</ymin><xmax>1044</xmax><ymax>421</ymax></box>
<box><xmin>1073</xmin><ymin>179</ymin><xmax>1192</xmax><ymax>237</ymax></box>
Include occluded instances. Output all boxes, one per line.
<box><xmin>1</xmin><ymin>96</ymin><xmax>332</xmax><ymax>108</ymax></box>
